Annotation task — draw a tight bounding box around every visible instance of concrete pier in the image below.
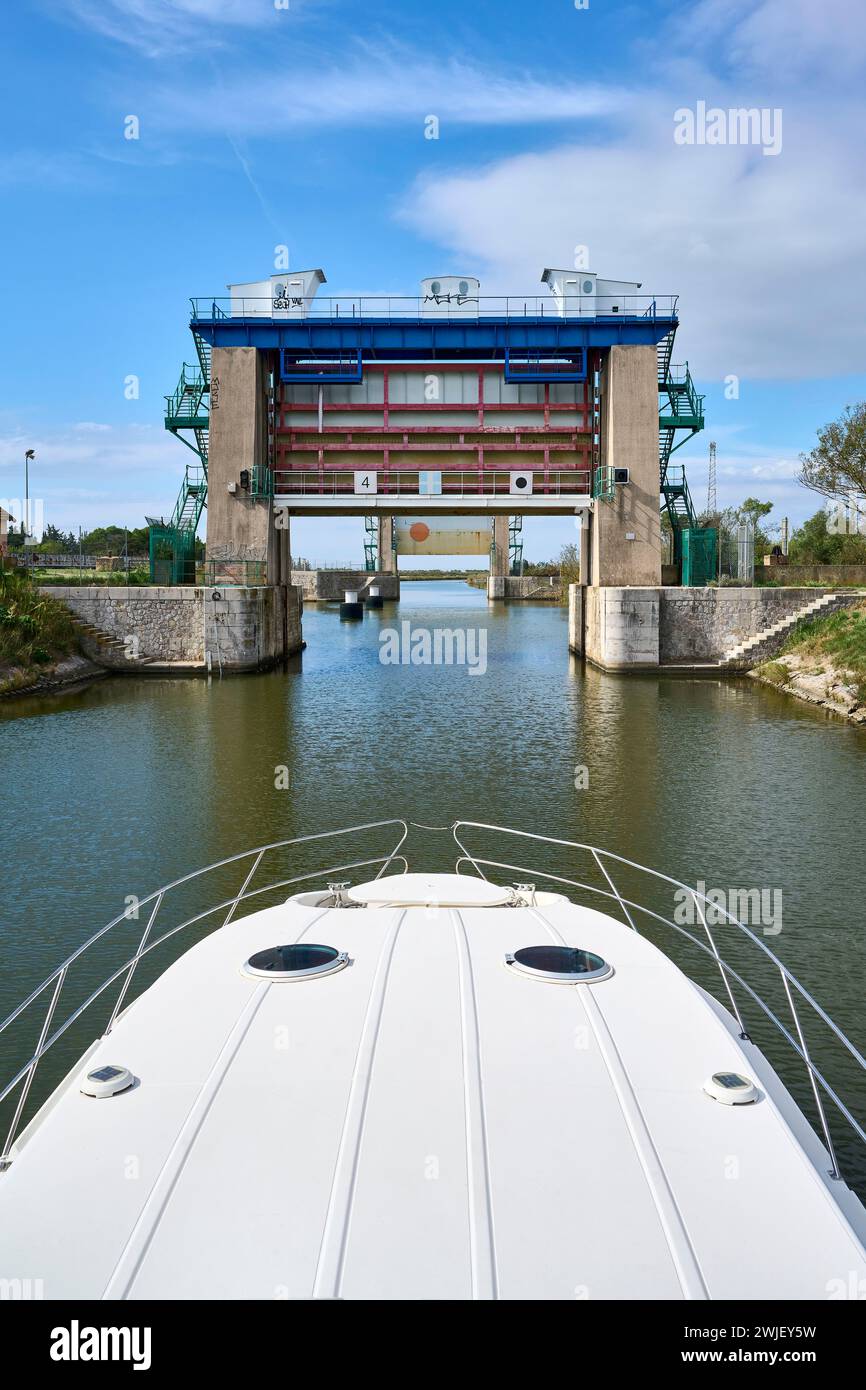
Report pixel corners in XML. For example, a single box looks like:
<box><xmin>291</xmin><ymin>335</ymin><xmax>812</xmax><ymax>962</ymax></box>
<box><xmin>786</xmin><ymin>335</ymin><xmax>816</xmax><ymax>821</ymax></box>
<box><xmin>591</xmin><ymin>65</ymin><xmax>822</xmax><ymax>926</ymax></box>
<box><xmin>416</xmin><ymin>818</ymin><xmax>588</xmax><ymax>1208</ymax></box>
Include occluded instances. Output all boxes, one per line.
<box><xmin>207</xmin><ymin>347</ymin><xmax>290</xmax><ymax>585</ymax></box>
<box><xmin>590</xmin><ymin>345</ymin><xmax>661</xmax><ymax>588</ymax></box>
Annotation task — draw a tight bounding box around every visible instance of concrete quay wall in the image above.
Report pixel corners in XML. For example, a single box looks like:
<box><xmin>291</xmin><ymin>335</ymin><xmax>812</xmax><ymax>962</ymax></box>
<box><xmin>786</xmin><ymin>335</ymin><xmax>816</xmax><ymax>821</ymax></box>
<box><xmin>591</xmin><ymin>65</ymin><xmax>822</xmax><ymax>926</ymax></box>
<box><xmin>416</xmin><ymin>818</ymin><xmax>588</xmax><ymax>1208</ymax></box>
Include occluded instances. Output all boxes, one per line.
<box><xmin>569</xmin><ymin>585</ymin><xmax>847</xmax><ymax>670</ymax></box>
<box><xmin>46</xmin><ymin>585</ymin><xmax>302</xmax><ymax>673</ymax></box>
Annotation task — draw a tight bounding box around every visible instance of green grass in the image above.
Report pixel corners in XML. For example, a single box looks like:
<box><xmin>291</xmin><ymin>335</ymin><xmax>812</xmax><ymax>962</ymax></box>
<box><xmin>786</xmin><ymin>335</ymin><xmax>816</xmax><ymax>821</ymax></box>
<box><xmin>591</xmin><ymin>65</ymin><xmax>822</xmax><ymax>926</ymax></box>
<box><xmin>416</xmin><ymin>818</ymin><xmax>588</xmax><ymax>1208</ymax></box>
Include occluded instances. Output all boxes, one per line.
<box><xmin>779</xmin><ymin>601</ymin><xmax>866</xmax><ymax>701</ymax></box>
<box><xmin>756</xmin><ymin>659</ymin><xmax>790</xmax><ymax>687</ymax></box>
<box><xmin>35</xmin><ymin>567</ymin><xmax>150</xmax><ymax>586</ymax></box>
<box><xmin>0</xmin><ymin>566</ymin><xmax>80</xmax><ymax>691</ymax></box>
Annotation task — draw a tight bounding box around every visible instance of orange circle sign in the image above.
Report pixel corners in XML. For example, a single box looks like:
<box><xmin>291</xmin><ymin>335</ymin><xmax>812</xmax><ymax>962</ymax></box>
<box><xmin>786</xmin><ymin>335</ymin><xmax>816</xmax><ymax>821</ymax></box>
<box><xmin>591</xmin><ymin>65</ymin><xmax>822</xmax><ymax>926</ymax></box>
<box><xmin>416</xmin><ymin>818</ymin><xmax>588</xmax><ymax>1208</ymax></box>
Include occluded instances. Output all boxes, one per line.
<box><xmin>409</xmin><ymin>522</ymin><xmax>430</xmax><ymax>542</ymax></box>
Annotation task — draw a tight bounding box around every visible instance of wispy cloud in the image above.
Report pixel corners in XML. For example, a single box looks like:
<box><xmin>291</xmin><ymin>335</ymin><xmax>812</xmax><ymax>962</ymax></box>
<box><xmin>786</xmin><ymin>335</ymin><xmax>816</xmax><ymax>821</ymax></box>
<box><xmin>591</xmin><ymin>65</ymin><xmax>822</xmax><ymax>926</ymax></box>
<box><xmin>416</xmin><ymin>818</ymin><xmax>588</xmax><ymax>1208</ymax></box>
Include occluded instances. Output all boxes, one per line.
<box><xmin>149</xmin><ymin>47</ymin><xmax>630</xmax><ymax>134</ymax></box>
<box><xmin>0</xmin><ymin>422</ymin><xmax>181</xmax><ymax>529</ymax></box>
<box><xmin>59</xmin><ymin>0</ymin><xmax>304</xmax><ymax>57</ymax></box>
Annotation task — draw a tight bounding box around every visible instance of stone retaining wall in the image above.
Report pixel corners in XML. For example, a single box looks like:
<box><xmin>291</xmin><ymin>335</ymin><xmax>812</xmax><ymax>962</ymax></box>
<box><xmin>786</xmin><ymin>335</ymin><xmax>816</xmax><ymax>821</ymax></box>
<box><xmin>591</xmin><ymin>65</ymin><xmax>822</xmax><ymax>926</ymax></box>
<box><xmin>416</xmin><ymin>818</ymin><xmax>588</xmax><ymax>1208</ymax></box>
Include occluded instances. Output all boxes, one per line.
<box><xmin>658</xmin><ymin>588</ymin><xmax>837</xmax><ymax>664</ymax></box>
<box><xmin>568</xmin><ymin>585</ymin><xmax>854</xmax><ymax>670</ymax></box>
<box><xmin>46</xmin><ymin>585</ymin><xmax>302</xmax><ymax>672</ymax></box>
<box><xmin>487</xmin><ymin>575</ymin><xmax>563</xmax><ymax>600</ymax></box>
<box><xmin>291</xmin><ymin>569</ymin><xmax>400</xmax><ymax>602</ymax></box>
<box><xmin>759</xmin><ymin>564</ymin><xmax>866</xmax><ymax>585</ymax></box>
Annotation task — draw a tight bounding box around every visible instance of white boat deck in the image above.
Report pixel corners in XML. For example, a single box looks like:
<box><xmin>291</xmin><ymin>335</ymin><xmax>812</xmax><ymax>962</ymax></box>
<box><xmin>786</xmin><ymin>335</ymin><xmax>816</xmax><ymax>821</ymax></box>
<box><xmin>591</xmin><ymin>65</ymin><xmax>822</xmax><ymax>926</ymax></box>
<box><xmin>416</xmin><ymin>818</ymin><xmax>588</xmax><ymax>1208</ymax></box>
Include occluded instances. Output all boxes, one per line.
<box><xmin>2</xmin><ymin>879</ymin><xmax>864</xmax><ymax>1300</ymax></box>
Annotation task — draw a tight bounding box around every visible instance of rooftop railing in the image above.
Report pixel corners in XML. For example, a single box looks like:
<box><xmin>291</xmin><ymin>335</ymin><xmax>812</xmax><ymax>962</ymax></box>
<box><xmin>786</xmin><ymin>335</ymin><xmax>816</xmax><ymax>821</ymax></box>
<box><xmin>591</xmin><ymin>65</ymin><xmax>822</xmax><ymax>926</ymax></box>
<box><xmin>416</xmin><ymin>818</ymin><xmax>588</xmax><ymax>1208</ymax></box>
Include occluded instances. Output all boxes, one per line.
<box><xmin>190</xmin><ymin>295</ymin><xmax>679</xmax><ymax>323</ymax></box>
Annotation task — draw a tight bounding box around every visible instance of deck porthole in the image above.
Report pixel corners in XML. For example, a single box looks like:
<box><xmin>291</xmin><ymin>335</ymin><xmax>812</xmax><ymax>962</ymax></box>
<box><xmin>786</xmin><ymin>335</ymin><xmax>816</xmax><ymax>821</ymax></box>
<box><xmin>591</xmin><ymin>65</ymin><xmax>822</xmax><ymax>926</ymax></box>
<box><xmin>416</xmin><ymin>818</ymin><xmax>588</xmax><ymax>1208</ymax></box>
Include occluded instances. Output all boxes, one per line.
<box><xmin>80</xmin><ymin>1064</ymin><xmax>135</xmax><ymax>1098</ymax></box>
<box><xmin>242</xmin><ymin>943</ymin><xmax>348</xmax><ymax>981</ymax></box>
<box><xmin>702</xmin><ymin>1071</ymin><xmax>758</xmax><ymax>1105</ymax></box>
<box><xmin>505</xmin><ymin>945</ymin><xmax>612</xmax><ymax>984</ymax></box>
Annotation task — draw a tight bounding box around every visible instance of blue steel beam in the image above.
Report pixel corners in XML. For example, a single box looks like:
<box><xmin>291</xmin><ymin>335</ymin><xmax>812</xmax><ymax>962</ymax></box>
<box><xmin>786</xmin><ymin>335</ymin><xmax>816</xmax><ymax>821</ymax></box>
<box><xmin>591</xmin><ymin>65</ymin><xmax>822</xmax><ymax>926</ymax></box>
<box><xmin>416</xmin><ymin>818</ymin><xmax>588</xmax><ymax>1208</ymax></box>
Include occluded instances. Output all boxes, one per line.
<box><xmin>192</xmin><ymin>314</ymin><xmax>678</xmax><ymax>359</ymax></box>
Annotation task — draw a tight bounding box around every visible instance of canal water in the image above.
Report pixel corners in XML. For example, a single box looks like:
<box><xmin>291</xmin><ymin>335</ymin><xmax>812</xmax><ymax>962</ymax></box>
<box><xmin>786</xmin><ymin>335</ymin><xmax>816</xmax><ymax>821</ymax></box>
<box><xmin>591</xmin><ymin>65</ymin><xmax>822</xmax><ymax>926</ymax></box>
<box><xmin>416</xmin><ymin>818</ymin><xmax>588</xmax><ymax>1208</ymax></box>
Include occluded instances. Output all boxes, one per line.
<box><xmin>2</xmin><ymin>580</ymin><xmax>865</xmax><ymax>1184</ymax></box>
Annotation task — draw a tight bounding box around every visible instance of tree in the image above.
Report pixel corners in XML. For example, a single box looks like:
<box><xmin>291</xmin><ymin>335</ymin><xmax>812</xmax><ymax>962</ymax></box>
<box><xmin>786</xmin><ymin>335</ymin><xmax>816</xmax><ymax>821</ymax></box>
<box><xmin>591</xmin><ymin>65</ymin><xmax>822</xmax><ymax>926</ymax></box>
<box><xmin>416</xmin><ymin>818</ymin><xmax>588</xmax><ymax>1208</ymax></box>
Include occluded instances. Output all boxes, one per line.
<box><xmin>736</xmin><ymin>498</ymin><xmax>775</xmax><ymax>562</ymax></box>
<box><xmin>39</xmin><ymin>523</ymin><xmax>76</xmax><ymax>552</ymax></box>
<box><xmin>799</xmin><ymin>402</ymin><xmax>866</xmax><ymax>502</ymax></box>
<box><xmin>788</xmin><ymin>507</ymin><xmax>866</xmax><ymax>565</ymax></box>
<box><xmin>558</xmin><ymin>542</ymin><xmax>580</xmax><ymax>586</ymax></box>
<box><xmin>738</xmin><ymin>498</ymin><xmax>773</xmax><ymax>531</ymax></box>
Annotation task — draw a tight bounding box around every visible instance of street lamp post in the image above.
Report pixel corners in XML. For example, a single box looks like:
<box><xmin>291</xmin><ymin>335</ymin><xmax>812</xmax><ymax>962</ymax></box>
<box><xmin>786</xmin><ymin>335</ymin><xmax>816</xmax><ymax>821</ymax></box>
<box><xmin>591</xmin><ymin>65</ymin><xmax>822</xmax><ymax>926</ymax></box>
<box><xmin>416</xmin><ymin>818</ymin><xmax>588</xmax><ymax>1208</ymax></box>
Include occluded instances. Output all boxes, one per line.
<box><xmin>24</xmin><ymin>449</ymin><xmax>35</xmax><ymax>542</ymax></box>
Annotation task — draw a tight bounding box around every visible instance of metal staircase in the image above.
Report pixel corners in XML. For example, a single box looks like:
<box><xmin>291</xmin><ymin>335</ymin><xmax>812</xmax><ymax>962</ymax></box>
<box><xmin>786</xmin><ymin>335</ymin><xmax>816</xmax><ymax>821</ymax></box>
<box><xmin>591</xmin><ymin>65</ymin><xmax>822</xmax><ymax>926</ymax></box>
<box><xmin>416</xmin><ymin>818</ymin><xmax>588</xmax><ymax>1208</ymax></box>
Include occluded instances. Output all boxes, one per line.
<box><xmin>657</xmin><ymin>329</ymin><xmax>704</xmax><ymax>531</ymax></box>
<box><xmin>154</xmin><ymin>333</ymin><xmax>211</xmax><ymax>582</ymax></box>
<box><xmin>364</xmin><ymin>516</ymin><xmax>377</xmax><ymax>571</ymax></box>
<box><xmin>718</xmin><ymin>592</ymin><xmax>863</xmax><ymax>670</ymax></box>
<box><xmin>509</xmin><ymin>516</ymin><xmax>524</xmax><ymax>575</ymax></box>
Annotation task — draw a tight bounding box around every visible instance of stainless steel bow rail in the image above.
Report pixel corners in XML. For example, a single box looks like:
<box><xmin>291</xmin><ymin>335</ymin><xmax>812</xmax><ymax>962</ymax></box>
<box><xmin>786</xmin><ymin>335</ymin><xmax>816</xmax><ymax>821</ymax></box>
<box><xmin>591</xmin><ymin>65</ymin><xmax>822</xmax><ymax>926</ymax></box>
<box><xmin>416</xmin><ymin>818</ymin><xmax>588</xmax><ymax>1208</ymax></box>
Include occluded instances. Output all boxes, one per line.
<box><xmin>452</xmin><ymin>821</ymin><xmax>866</xmax><ymax>1187</ymax></box>
<box><xmin>0</xmin><ymin>820</ymin><xmax>408</xmax><ymax>1169</ymax></box>
<box><xmin>1</xmin><ymin>817</ymin><xmax>864</xmax><ymax>1189</ymax></box>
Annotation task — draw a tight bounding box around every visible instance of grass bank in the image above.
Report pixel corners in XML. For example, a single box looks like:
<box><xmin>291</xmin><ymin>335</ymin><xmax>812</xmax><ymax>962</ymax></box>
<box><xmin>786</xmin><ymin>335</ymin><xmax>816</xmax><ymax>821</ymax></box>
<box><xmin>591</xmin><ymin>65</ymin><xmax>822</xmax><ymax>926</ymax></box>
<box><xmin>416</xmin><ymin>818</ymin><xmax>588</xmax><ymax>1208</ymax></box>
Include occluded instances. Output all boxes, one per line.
<box><xmin>0</xmin><ymin>567</ymin><xmax>81</xmax><ymax>694</ymax></box>
<box><xmin>753</xmin><ymin>599</ymin><xmax>866</xmax><ymax>721</ymax></box>
<box><xmin>779</xmin><ymin>602</ymin><xmax>866</xmax><ymax>698</ymax></box>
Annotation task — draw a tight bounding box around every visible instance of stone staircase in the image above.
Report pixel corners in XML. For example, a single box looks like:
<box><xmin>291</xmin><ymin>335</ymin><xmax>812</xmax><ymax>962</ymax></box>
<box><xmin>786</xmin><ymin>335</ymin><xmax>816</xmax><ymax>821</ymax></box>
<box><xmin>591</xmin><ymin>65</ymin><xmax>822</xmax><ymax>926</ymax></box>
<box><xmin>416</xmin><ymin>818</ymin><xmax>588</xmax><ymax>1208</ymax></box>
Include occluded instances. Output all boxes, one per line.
<box><xmin>718</xmin><ymin>591</ymin><xmax>863</xmax><ymax>670</ymax></box>
<box><xmin>71</xmin><ymin>616</ymin><xmax>157</xmax><ymax>669</ymax></box>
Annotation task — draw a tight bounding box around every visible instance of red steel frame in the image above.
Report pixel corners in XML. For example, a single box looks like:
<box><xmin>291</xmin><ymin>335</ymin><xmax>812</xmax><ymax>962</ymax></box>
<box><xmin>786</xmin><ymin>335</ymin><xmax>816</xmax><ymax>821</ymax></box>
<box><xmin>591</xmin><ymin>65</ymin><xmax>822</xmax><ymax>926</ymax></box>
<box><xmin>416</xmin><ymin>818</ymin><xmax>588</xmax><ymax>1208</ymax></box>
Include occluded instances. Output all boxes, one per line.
<box><xmin>274</xmin><ymin>357</ymin><xmax>599</xmax><ymax>496</ymax></box>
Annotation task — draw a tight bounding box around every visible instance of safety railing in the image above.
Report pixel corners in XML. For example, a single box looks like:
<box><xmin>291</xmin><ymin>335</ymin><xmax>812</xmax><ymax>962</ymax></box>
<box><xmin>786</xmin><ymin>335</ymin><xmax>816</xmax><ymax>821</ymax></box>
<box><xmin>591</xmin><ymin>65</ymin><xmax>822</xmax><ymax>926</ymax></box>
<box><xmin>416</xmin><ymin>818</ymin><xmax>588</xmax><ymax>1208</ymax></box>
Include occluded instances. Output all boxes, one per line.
<box><xmin>164</xmin><ymin>364</ymin><xmax>208</xmax><ymax>422</ymax></box>
<box><xmin>273</xmin><ymin>469</ymin><xmax>593</xmax><ymax>498</ymax></box>
<box><xmin>451</xmin><ymin>821</ymin><xmax>866</xmax><ymax>1186</ymax></box>
<box><xmin>190</xmin><ymin>295</ymin><xmax>679</xmax><ymax>322</ymax></box>
<box><xmin>660</xmin><ymin>362</ymin><xmax>705</xmax><ymax>422</ymax></box>
<box><xmin>0</xmin><ymin>820</ymin><xmax>408</xmax><ymax>1169</ymax></box>
<box><xmin>5</xmin><ymin>816</ymin><xmax>862</xmax><ymax>1189</ymax></box>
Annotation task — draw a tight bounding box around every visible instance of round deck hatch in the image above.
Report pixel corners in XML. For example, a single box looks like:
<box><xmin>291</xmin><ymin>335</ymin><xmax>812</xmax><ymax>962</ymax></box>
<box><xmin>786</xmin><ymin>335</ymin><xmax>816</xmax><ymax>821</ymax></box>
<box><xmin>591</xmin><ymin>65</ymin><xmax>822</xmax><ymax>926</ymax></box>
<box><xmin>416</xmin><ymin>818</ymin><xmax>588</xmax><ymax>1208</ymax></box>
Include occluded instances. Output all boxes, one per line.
<box><xmin>80</xmin><ymin>1064</ymin><xmax>135</xmax><ymax>1098</ymax></box>
<box><xmin>506</xmin><ymin>945</ymin><xmax>612</xmax><ymax>983</ymax></box>
<box><xmin>703</xmin><ymin>1071</ymin><xmax>758</xmax><ymax>1105</ymax></box>
<box><xmin>242</xmin><ymin>943</ymin><xmax>348</xmax><ymax>981</ymax></box>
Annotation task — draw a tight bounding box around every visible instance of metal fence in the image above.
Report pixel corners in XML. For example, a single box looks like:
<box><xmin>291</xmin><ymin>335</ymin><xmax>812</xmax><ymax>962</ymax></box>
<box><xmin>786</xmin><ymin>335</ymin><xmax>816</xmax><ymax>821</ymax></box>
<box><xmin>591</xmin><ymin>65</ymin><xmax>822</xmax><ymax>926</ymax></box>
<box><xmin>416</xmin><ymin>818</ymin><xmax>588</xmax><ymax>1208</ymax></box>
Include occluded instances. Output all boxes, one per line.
<box><xmin>204</xmin><ymin>560</ymin><xmax>267</xmax><ymax>587</ymax></box>
<box><xmin>273</xmin><ymin>469</ymin><xmax>592</xmax><ymax>498</ymax></box>
<box><xmin>191</xmin><ymin>294</ymin><xmax>679</xmax><ymax>322</ymax></box>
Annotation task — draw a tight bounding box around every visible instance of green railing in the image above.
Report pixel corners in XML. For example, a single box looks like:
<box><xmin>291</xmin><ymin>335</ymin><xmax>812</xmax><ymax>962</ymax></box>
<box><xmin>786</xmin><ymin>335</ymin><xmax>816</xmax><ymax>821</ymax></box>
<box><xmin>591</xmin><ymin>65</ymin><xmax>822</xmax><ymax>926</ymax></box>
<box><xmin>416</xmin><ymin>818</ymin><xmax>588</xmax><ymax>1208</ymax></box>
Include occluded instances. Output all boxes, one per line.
<box><xmin>593</xmin><ymin>465</ymin><xmax>616</xmax><ymax>502</ymax></box>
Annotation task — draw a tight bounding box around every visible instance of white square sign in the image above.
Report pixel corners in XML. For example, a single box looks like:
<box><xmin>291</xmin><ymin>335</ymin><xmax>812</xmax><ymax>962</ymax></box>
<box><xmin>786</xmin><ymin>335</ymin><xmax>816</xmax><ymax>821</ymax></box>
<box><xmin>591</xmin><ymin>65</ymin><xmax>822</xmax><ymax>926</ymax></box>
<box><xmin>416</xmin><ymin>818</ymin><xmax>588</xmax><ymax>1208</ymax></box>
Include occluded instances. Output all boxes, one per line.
<box><xmin>509</xmin><ymin>471</ymin><xmax>533</xmax><ymax>496</ymax></box>
<box><xmin>353</xmin><ymin>471</ymin><xmax>378</xmax><ymax>495</ymax></box>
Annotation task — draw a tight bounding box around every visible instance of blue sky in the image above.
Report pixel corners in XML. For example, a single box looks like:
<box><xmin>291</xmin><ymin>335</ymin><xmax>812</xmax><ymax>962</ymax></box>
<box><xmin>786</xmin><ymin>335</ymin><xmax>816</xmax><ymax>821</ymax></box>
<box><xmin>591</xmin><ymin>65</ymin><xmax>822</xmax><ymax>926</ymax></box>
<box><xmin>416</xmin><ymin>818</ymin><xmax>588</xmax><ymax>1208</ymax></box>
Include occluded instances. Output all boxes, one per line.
<box><xmin>1</xmin><ymin>0</ymin><xmax>864</xmax><ymax>563</ymax></box>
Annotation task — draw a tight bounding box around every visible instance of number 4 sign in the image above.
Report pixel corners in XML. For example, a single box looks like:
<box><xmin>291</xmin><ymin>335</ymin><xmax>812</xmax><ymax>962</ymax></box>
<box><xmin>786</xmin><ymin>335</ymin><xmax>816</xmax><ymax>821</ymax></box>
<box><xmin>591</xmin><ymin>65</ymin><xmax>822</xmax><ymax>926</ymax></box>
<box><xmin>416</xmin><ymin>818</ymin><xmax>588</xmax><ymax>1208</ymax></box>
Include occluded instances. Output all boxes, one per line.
<box><xmin>353</xmin><ymin>471</ymin><xmax>378</xmax><ymax>494</ymax></box>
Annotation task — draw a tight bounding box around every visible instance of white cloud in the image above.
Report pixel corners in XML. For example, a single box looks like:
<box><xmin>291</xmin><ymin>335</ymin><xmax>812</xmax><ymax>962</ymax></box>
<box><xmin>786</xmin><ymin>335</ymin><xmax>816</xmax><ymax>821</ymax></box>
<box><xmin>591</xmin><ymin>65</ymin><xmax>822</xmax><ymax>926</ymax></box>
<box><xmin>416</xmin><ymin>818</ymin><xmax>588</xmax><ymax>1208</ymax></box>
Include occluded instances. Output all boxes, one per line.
<box><xmin>397</xmin><ymin>98</ymin><xmax>866</xmax><ymax>380</ymax></box>
<box><xmin>60</xmin><ymin>0</ymin><xmax>294</xmax><ymax>56</ymax></box>
<box><xmin>688</xmin><ymin>0</ymin><xmax>866</xmax><ymax>81</ymax></box>
<box><xmin>151</xmin><ymin>49</ymin><xmax>629</xmax><ymax>134</ymax></box>
<box><xmin>0</xmin><ymin>422</ymin><xmax>183</xmax><ymax>530</ymax></box>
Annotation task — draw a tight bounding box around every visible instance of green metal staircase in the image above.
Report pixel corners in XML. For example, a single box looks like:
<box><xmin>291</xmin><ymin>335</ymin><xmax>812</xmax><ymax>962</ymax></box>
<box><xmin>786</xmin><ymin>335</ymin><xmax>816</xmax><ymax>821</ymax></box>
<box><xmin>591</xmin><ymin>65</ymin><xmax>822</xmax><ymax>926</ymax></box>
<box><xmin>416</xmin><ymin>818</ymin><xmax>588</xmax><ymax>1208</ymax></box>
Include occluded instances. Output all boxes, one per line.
<box><xmin>153</xmin><ymin>330</ymin><xmax>211</xmax><ymax>582</ymax></box>
<box><xmin>657</xmin><ymin>330</ymin><xmax>704</xmax><ymax>531</ymax></box>
<box><xmin>509</xmin><ymin>516</ymin><xmax>524</xmax><ymax>575</ymax></box>
<box><xmin>364</xmin><ymin>516</ymin><xmax>378</xmax><ymax>571</ymax></box>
